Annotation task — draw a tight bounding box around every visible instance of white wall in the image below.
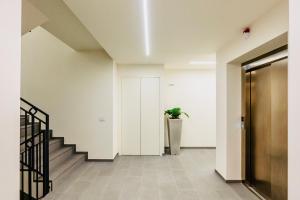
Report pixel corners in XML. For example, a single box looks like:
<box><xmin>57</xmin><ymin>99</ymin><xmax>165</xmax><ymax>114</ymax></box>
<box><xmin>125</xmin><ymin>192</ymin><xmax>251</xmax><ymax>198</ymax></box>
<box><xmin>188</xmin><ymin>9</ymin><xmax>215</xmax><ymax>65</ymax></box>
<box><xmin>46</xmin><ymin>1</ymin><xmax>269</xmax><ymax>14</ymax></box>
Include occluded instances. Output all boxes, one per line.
<box><xmin>164</xmin><ymin>69</ymin><xmax>216</xmax><ymax>147</ymax></box>
<box><xmin>216</xmin><ymin>0</ymin><xmax>288</xmax><ymax>180</ymax></box>
<box><xmin>117</xmin><ymin>64</ymin><xmax>165</xmax><ymax>155</ymax></box>
<box><xmin>289</xmin><ymin>0</ymin><xmax>300</xmax><ymax>199</ymax></box>
<box><xmin>0</xmin><ymin>1</ymin><xmax>21</xmax><ymax>199</ymax></box>
<box><xmin>21</xmin><ymin>27</ymin><xmax>115</xmax><ymax>159</ymax></box>
<box><xmin>112</xmin><ymin>61</ymin><xmax>118</xmax><ymax>157</ymax></box>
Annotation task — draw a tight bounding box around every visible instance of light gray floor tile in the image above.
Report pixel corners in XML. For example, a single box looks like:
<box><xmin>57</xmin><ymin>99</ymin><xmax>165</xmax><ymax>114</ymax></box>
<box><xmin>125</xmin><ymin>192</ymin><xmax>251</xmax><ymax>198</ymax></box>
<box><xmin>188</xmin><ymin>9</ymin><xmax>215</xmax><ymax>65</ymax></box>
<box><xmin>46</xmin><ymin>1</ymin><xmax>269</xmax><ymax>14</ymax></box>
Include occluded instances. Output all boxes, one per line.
<box><xmin>158</xmin><ymin>185</ymin><xmax>179</xmax><ymax>200</ymax></box>
<box><xmin>45</xmin><ymin>150</ymin><xmax>259</xmax><ymax>200</ymax></box>
<box><xmin>138</xmin><ymin>188</ymin><xmax>159</xmax><ymax>200</ymax></box>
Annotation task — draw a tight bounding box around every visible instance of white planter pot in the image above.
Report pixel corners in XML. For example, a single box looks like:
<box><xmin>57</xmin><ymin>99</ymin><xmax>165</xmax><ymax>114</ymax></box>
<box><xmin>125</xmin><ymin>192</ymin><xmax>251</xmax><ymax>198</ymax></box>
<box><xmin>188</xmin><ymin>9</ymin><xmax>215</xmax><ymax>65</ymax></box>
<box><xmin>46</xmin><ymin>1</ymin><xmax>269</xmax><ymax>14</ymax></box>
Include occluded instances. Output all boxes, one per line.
<box><xmin>167</xmin><ymin>118</ymin><xmax>182</xmax><ymax>155</ymax></box>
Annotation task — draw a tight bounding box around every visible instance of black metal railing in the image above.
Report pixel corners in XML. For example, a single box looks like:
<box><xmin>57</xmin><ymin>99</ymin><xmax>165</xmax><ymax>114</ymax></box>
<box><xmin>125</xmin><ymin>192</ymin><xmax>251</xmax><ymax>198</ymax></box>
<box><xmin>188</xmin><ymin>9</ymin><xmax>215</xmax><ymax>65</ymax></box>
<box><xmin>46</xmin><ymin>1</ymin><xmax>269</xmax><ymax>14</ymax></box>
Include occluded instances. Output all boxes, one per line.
<box><xmin>20</xmin><ymin>98</ymin><xmax>51</xmax><ymax>200</ymax></box>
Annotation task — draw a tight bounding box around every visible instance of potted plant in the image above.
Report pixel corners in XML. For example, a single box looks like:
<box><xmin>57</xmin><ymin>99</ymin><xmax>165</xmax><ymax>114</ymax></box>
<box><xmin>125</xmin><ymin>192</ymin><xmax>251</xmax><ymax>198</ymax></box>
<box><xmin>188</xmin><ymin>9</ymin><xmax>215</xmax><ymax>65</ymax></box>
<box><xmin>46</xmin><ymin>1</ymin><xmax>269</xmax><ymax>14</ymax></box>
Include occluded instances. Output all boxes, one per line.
<box><xmin>165</xmin><ymin>107</ymin><xmax>189</xmax><ymax>155</ymax></box>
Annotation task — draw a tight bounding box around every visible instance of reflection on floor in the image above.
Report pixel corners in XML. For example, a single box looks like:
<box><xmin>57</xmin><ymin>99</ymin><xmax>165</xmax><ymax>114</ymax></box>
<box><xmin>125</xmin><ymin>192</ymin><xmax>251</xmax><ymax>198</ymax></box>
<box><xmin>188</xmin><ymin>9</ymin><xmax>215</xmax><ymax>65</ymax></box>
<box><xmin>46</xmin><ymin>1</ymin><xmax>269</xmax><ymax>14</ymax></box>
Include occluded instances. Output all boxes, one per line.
<box><xmin>44</xmin><ymin>149</ymin><xmax>259</xmax><ymax>200</ymax></box>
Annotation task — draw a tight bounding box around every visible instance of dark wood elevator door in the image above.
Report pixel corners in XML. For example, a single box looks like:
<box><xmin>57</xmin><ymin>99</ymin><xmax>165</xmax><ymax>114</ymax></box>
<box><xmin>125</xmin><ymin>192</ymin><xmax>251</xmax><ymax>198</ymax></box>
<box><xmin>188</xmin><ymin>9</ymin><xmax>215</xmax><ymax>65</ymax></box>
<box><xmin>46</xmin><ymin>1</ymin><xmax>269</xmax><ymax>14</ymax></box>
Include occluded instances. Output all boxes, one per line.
<box><xmin>269</xmin><ymin>59</ymin><xmax>288</xmax><ymax>200</ymax></box>
<box><xmin>246</xmin><ymin>59</ymin><xmax>288</xmax><ymax>200</ymax></box>
<box><xmin>251</xmin><ymin>66</ymin><xmax>272</xmax><ymax>198</ymax></box>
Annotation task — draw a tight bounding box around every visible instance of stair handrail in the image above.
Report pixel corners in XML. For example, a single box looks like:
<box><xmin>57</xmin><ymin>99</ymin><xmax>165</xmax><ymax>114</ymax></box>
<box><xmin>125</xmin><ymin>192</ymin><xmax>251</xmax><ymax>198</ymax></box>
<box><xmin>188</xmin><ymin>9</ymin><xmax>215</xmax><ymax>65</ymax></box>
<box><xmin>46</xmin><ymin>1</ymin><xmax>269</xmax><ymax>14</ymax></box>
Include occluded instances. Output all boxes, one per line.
<box><xmin>20</xmin><ymin>98</ymin><xmax>50</xmax><ymax>199</ymax></box>
<box><xmin>20</xmin><ymin>98</ymin><xmax>49</xmax><ymax>116</ymax></box>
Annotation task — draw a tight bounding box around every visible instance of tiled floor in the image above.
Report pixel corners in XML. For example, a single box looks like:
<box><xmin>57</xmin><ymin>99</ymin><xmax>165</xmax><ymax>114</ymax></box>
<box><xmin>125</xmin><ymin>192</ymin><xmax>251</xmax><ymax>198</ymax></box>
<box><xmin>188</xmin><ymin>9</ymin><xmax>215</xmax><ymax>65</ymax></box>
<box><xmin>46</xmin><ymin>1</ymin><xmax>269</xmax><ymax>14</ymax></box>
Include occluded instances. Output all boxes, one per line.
<box><xmin>44</xmin><ymin>149</ymin><xmax>259</xmax><ymax>200</ymax></box>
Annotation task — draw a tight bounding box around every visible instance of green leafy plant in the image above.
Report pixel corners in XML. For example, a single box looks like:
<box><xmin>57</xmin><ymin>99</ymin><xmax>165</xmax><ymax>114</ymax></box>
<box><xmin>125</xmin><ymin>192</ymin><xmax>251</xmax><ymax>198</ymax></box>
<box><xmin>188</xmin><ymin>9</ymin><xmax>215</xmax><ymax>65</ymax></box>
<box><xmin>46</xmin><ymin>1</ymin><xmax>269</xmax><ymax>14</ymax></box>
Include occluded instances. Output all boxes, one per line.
<box><xmin>164</xmin><ymin>107</ymin><xmax>189</xmax><ymax>119</ymax></box>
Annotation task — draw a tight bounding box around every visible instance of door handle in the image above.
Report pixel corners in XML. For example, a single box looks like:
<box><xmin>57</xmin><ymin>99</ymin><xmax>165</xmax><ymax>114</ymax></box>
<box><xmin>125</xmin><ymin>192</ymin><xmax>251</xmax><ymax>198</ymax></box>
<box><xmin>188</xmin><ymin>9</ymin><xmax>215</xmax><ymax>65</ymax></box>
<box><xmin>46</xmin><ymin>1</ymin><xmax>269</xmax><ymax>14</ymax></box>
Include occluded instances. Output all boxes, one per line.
<box><xmin>241</xmin><ymin>116</ymin><xmax>245</xmax><ymax>130</ymax></box>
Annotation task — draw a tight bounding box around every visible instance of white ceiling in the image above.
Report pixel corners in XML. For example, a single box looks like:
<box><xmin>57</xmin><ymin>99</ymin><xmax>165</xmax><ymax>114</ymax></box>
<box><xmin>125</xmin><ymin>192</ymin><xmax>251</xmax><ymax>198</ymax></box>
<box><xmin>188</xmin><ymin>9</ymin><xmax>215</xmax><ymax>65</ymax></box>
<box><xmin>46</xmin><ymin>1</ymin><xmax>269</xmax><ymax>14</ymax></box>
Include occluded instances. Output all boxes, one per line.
<box><xmin>63</xmin><ymin>0</ymin><xmax>283</xmax><ymax>66</ymax></box>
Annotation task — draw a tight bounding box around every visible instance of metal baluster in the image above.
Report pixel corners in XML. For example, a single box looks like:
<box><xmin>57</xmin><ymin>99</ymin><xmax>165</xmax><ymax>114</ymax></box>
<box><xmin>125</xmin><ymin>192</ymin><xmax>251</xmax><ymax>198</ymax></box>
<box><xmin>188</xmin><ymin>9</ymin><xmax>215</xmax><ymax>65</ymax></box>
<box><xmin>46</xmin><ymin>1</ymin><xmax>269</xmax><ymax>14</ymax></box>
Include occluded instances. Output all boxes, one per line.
<box><xmin>25</xmin><ymin>112</ymin><xmax>28</xmax><ymax>165</ymax></box>
<box><xmin>21</xmin><ymin>153</ymin><xmax>24</xmax><ymax>200</ymax></box>
<box><xmin>36</xmin><ymin>143</ymin><xmax>39</xmax><ymax>199</ymax></box>
<box><xmin>28</xmin><ymin>147</ymin><xmax>32</xmax><ymax>199</ymax></box>
<box><xmin>39</xmin><ymin>126</ymin><xmax>42</xmax><ymax>174</ymax></box>
<box><xmin>31</xmin><ymin>115</ymin><xmax>35</xmax><ymax>169</ymax></box>
<box><xmin>43</xmin><ymin>115</ymin><xmax>50</xmax><ymax>195</ymax></box>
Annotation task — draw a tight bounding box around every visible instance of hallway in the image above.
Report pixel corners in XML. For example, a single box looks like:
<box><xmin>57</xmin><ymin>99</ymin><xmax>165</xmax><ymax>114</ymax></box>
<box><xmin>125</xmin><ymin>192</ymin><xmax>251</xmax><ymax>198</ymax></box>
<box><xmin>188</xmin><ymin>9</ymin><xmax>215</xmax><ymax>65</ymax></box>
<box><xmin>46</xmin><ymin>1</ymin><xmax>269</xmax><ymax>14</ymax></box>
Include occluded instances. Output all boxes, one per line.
<box><xmin>44</xmin><ymin>150</ymin><xmax>258</xmax><ymax>200</ymax></box>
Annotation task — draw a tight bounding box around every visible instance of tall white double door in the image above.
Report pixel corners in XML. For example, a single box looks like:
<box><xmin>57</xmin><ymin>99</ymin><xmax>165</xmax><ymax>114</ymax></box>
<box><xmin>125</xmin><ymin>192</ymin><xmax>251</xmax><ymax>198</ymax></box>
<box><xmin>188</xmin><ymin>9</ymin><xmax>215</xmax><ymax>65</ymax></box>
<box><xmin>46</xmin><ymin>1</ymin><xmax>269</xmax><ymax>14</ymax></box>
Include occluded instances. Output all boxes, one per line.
<box><xmin>121</xmin><ymin>77</ymin><xmax>160</xmax><ymax>155</ymax></box>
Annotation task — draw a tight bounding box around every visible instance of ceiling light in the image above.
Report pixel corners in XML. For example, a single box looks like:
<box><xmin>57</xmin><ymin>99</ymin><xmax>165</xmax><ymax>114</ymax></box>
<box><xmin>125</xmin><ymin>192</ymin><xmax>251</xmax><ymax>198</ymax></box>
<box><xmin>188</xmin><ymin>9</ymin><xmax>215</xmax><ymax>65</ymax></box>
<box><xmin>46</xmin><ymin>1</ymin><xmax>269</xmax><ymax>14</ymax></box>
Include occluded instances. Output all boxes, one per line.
<box><xmin>189</xmin><ymin>61</ymin><xmax>216</xmax><ymax>65</ymax></box>
<box><xmin>143</xmin><ymin>0</ymin><xmax>150</xmax><ymax>56</ymax></box>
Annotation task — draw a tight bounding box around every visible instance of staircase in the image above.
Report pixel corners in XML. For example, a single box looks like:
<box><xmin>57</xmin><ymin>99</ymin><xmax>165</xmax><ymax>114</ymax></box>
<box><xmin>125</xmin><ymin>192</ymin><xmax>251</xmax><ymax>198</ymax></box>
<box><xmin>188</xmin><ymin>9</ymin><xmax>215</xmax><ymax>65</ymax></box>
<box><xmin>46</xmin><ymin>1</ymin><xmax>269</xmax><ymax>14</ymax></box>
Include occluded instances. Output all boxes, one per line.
<box><xmin>48</xmin><ymin>133</ymin><xmax>86</xmax><ymax>184</ymax></box>
<box><xmin>20</xmin><ymin>98</ymin><xmax>87</xmax><ymax>200</ymax></box>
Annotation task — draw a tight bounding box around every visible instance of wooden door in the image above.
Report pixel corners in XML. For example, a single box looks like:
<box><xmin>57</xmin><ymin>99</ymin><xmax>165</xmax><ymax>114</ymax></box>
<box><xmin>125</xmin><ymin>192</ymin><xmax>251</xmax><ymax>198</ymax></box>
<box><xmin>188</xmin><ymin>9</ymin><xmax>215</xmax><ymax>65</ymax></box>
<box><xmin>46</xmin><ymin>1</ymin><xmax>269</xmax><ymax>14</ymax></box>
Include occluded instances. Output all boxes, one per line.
<box><xmin>251</xmin><ymin>67</ymin><xmax>272</xmax><ymax>198</ymax></box>
<box><xmin>270</xmin><ymin>59</ymin><xmax>288</xmax><ymax>200</ymax></box>
<box><xmin>244</xmin><ymin>58</ymin><xmax>288</xmax><ymax>200</ymax></box>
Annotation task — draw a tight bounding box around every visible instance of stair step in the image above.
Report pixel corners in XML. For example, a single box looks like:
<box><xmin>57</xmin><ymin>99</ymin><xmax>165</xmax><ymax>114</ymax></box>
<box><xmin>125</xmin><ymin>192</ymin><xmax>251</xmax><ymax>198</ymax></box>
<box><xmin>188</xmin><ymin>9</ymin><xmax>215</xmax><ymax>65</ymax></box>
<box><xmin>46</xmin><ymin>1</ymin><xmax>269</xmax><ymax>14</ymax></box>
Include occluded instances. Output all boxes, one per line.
<box><xmin>50</xmin><ymin>147</ymin><xmax>74</xmax><ymax>171</ymax></box>
<box><xmin>50</xmin><ymin>154</ymin><xmax>85</xmax><ymax>181</ymax></box>
<box><xmin>20</xmin><ymin>115</ymin><xmax>29</xmax><ymax>126</ymax></box>
<box><xmin>20</xmin><ymin>123</ymin><xmax>40</xmax><ymax>138</ymax></box>
<box><xmin>49</xmin><ymin>139</ymin><xmax>63</xmax><ymax>153</ymax></box>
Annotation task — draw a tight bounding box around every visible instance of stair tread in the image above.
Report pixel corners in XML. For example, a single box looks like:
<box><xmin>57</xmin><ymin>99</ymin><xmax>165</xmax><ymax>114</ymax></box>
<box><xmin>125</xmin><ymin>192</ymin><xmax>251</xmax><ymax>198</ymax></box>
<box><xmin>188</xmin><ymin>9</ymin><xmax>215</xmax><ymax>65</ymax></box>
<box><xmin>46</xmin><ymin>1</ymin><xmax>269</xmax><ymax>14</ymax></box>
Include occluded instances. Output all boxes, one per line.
<box><xmin>20</xmin><ymin>136</ymin><xmax>26</xmax><ymax>142</ymax></box>
<box><xmin>49</xmin><ymin>138</ymin><xmax>63</xmax><ymax>153</ymax></box>
<box><xmin>49</xmin><ymin>138</ymin><xmax>61</xmax><ymax>145</ymax></box>
<box><xmin>50</xmin><ymin>154</ymin><xmax>85</xmax><ymax>181</ymax></box>
<box><xmin>50</xmin><ymin>146</ymin><xmax>73</xmax><ymax>161</ymax></box>
<box><xmin>20</xmin><ymin>123</ymin><xmax>40</xmax><ymax>129</ymax></box>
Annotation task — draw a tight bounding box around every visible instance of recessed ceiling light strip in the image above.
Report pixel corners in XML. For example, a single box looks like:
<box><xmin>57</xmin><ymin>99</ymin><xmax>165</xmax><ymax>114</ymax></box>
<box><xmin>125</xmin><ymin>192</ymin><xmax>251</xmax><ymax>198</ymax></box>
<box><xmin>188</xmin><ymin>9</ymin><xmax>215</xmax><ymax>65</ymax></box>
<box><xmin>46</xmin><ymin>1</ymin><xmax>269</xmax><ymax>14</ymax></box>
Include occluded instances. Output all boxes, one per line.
<box><xmin>143</xmin><ymin>0</ymin><xmax>150</xmax><ymax>56</ymax></box>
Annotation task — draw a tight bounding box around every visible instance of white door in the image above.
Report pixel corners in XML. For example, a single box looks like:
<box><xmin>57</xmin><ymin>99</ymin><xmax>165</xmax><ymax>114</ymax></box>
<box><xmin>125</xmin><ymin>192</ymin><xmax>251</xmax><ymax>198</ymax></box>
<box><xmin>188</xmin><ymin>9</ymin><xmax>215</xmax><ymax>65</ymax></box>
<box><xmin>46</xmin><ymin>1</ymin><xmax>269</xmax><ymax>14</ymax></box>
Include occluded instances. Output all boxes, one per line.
<box><xmin>141</xmin><ymin>78</ymin><xmax>160</xmax><ymax>155</ymax></box>
<box><xmin>121</xmin><ymin>77</ymin><xmax>160</xmax><ymax>155</ymax></box>
<box><xmin>121</xmin><ymin>78</ymin><xmax>141</xmax><ymax>155</ymax></box>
